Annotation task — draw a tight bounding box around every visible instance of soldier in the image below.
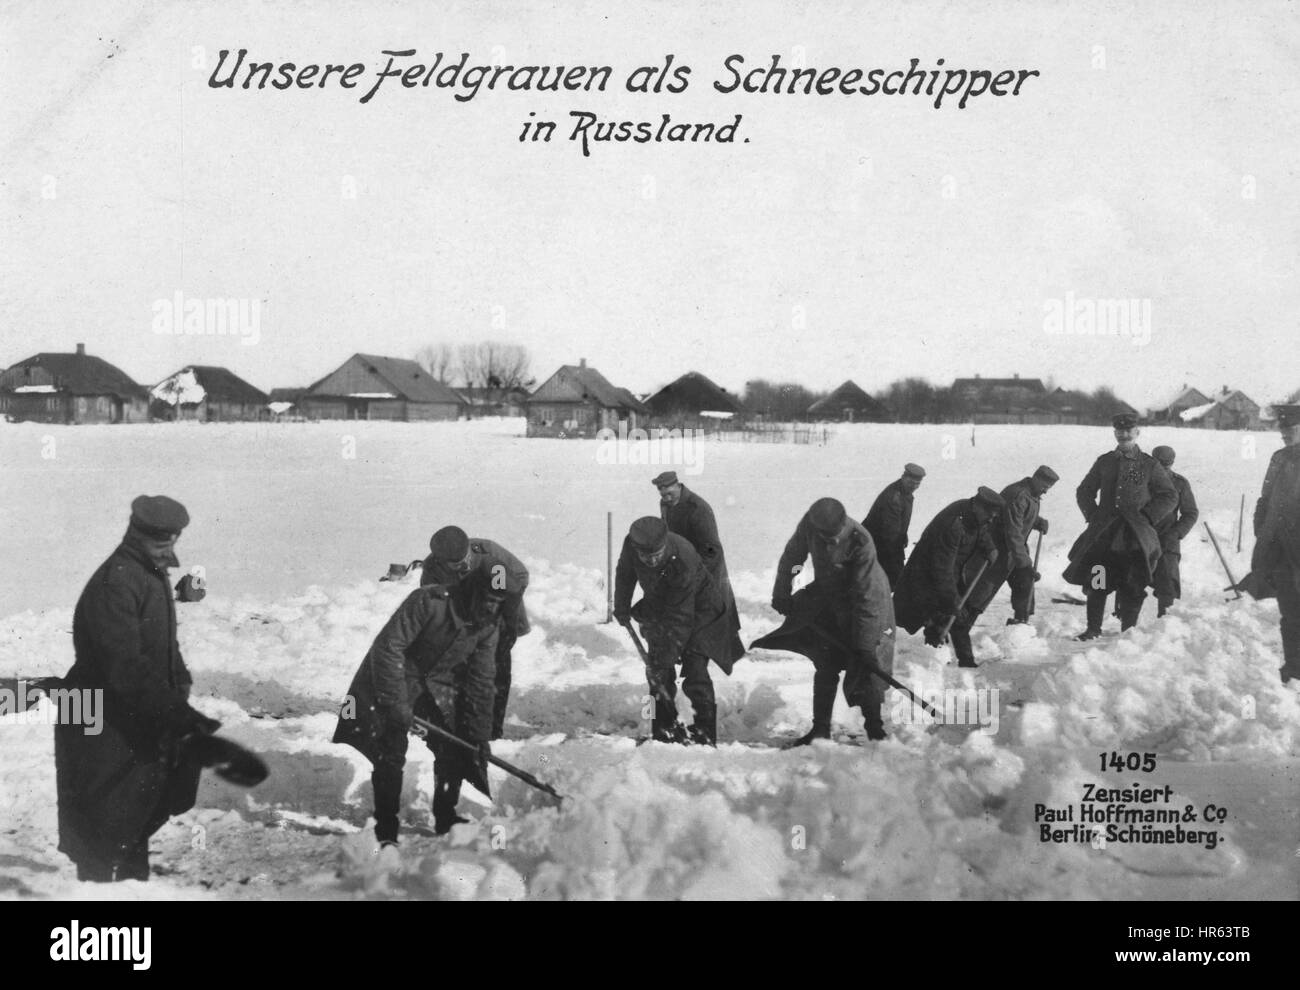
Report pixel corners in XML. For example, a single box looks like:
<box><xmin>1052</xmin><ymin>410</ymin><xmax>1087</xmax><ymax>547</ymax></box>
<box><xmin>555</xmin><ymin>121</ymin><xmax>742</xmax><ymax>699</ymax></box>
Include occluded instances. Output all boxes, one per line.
<box><xmin>1000</xmin><ymin>466</ymin><xmax>1058</xmax><ymax>624</ymax></box>
<box><xmin>862</xmin><ymin>463</ymin><xmax>925</xmax><ymax>587</ymax></box>
<box><xmin>893</xmin><ymin>487</ymin><xmax>1004</xmax><ymax>668</ymax></box>
<box><xmin>55</xmin><ymin>496</ymin><xmax>222</xmax><ymax>882</ymax></box>
<box><xmin>1150</xmin><ymin>446</ymin><xmax>1199</xmax><ymax>618</ymax></box>
<box><xmin>1064</xmin><ymin>413</ymin><xmax>1177</xmax><ymax>640</ymax></box>
<box><xmin>613</xmin><ymin>516</ymin><xmax>743</xmax><ymax>745</ymax></box>
<box><xmin>653</xmin><ymin>471</ymin><xmax>742</xmax><ymax>653</ymax></box>
<box><xmin>1249</xmin><ymin>405</ymin><xmax>1300</xmax><ymax>683</ymax></box>
<box><xmin>333</xmin><ymin>578</ymin><xmax>501</xmax><ymax>841</ymax></box>
<box><xmin>753</xmin><ymin>497</ymin><xmax>895</xmax><ymax>744</ymax></box>
<box><xmin>421</xmin><ymin>527</ymin><xmax>529</xmax><ymax>741</ymax></box>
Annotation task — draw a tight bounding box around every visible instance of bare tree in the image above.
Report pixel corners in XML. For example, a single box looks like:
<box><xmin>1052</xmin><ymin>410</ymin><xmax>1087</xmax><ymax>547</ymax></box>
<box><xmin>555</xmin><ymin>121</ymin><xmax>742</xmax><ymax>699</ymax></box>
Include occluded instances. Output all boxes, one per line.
<box><xmin>416</xmin><ymin>343</ymin><xmax>457</xmax><ymax>384</ymax></box>
<box><xmin>456</xmin><ymin>341</ymin><xmax>535</xmax><ymax>416</ymax></box>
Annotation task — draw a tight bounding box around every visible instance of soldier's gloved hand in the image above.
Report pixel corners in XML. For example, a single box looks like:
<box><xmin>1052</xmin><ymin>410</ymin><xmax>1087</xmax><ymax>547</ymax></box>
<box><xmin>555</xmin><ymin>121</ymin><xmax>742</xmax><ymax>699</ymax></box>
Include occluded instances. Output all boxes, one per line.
<box><xmin>925</xmin><ymin>618</ymin><xmax>954</xmax><ymax>647</ymax></box>
<box><xmin>984</xmin><ymin>548</ymin><xmax>1000</xmax><ymax>565</ymax></box>
<box><xmin>1035</xmin><ymin>518</ymin><xmax>1049</xmax><ymax>535</ymax></box>
<box><xmin>771</xmin><ymin>594</ymin><xmax>792</xmax><ymax>616</ymax></box>
<box><xmin>1033</xmin><ymin>571</ymin><xmax>1042</xmax><ymax>582</ymax></box>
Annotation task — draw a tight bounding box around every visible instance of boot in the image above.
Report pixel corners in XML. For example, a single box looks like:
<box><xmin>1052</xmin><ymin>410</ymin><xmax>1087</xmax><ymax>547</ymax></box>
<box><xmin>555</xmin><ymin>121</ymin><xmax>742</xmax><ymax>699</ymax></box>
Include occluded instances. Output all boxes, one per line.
<box><xmin>1077</xmin><ymin>593</ymin><xmax>1106</xmax><ymax>640</ymax></box>
<box><xmin>432</xmin><ymin>776</ymin><xmax>468</xmax><ymax>835</ymax></box>
<box><xmin>372</xmin><ymin>764</ymin><xmax>403</xmax><ymax>845</ymax></box>
<box><xmin>1119</xmin><ymin>598</ymin><xmax>1143</xmax><ymax>631</ymax></box>
<box><xmin>860</xmin><ymin>702</ymin><xmax>888</xmax><ymax>741</ymax></box>
<box><xmin>783</xmin><ymin>722</ymin><xmax>831</xmax><ymax>748</ymax></box>
<box><xmin>687</xmin><ymin>703</ymin><xmax>717</xmax><ymax>746</ymax></box>
<box><xmin>1157</xmin><ymin>602</ymin><xmax>1169</xmax><ymax>618</ymax></box>
<box><xmin>1005</xmin><ymin>615</ymin><xmax>1029</xmax><ymax>626</ymax></box>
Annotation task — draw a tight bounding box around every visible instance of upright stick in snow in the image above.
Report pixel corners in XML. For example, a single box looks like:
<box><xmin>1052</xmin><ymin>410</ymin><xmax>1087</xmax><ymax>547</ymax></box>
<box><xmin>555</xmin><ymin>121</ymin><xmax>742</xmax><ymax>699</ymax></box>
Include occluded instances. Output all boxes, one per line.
<box><xmin>1204</xmin><ymin>522</ymin><xmax>1242</xmax><ymax>601</ymax></box>
<box><xmin>1237</xmin><ymin>494</ymin><xmax>1245</xmax><ymax>553</ymax></box>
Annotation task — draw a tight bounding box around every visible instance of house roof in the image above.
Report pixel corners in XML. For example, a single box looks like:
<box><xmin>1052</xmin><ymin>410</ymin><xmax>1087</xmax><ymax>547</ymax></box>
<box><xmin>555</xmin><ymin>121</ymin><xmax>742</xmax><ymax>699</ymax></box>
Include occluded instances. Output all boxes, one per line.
<box><xmin>952</xmin><ymin>377</ymin><xmax>1047</xmax><ymax>392</ymax></box>
<box><xmin>1161</xmin><ymin>385</ymin><xmax>1211</xmax><ymax>409</ymax></box>
<box><xmin>527</xmin><ymin>364</ymin><xmax>649</xmax><ymax>413</ymax></box>
<box><xmin>155</xmin><ymin>365</ymin><xmax>268</xmax><ymax>405</ymax></box>
<box><xmin>2</xmin><ymin>351</ymin><xmax>146</xmax><ymax>399</ymax></box>
<box><xmin>645</xmin><ymin>371</ymin><xmax>744</xmax><ymax>416</ymax></box>
<box><xmin>807</xmin><ymin>379</ymin><xmax>886</xmax><ymax>415</ymax></box>
<box><xmin>306</xmin><ymin>354</ymin><xmax>467</xmax><ymax>405</ymax></box>
<box><xmin>267</xmin><ymin>387</ymin><xmax>307</xmax><ymax>404</ymax></box>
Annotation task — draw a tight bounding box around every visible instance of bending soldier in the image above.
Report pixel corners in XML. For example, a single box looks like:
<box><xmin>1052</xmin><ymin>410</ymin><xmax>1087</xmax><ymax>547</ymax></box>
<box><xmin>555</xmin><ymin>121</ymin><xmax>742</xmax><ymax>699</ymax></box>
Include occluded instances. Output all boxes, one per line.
<box><xmin>754</xmin><ymin>497</ymin><xmax>895</xmax><ymax>744</ymax></box>
<box><xmin>893</xmin><ymin>487</ymin><xmax>1004</xmax><ymax>668</ymax></box>
<box><xmin>334</xmin><ymin>579</ymin><xmax>501</xmax><ymax>841</ymax></box>
<box><xmin>613</xmin><ymin>516</ymin><xmax>743</xmax><ymax>745</ymax></box>
<box><xmin>422</xmin><ymin>526</ymin><xmax>529</xmax><ymax>740</ymax></box>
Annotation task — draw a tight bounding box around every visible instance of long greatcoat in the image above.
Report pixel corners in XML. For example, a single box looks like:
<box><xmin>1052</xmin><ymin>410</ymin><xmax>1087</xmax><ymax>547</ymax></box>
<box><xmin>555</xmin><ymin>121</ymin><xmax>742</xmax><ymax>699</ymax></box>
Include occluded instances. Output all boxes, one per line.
<box><xmin>893</xmin><ymin>499</ymin><xmax>997</xmax><ymax>633</ymax></box>
<box><xmin>614</xmin><ymin>532</ymin><xmax>744</xmax><ymax>673</ymax></box>
<box><xmin>333</xmin><ymin>584</ymin><xmax>498</xmax><ymax>764</ymax></box>
<box><xmin>1252</xmin><ymin>444</ymin><xmax>1300</xmax><ymax>579</ymax></box>
<box><xmin>662</xmin><ymin>486</ymin><xmax>741</xmax><ymax>637</ymax></box>
<box><xmin>55</xmin><ymin>543</ymin><xmax>202</xmax><ymax>869</ymax></box>
<box><xmin>752</xmin><ymin>516</ymin><xmax>895</xmax><ymax>698</ymax></box>
<box><xmin>1062</xmin><ymin>447</ymin><xmax>1177</xmax><ymax>588</ymax></box>
<box><xmin>862</xmin><ymin>480</ymin><xmax>913</xmax><ymax>585</ymax></box>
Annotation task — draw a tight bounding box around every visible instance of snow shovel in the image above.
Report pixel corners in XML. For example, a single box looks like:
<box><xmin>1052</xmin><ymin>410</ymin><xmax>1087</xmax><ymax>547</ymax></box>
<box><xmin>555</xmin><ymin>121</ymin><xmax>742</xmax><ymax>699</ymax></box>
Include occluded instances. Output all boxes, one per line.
<box><xmin>935</xmin><ymin>559</ymin><xmax>991</xmax><ymax>644</ymax></box>
<box><xmin>800</xmin><ymin>621</ymin><xmax>942</xmax><ymax>719</ymax></box>
<box><xmin>410</xmin><ymin>714</ymin><xmax>564</xmax><ymax>805</ymax></box>
<box><xmin>618</xmin><ymin>618</ymin><xmax>692</xmax><ymax>744</ymax></box>
<box><xmin>1028</xmin><ymin>531</ymin><xmax>1043</xmax><ymax>617</ymax></box>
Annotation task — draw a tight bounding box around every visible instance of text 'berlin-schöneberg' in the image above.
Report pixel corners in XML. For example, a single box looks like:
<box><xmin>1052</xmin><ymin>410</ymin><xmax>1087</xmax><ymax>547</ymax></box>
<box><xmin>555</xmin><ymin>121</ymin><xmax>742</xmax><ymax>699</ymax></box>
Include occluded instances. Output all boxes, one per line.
<box><xmin>207</xmin><ymin>50</ymin><xmax>1041</xmax><ymax>111</ymax></box>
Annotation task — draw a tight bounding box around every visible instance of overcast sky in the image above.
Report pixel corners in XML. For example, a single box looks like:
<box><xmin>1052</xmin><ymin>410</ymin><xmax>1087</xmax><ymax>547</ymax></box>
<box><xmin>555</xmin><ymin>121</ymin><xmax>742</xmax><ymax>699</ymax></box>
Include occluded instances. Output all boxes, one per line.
<box><xmin>3</xmin><ymin>0</ymin><xmax>1297</xmax><ymax>410</ymax></box>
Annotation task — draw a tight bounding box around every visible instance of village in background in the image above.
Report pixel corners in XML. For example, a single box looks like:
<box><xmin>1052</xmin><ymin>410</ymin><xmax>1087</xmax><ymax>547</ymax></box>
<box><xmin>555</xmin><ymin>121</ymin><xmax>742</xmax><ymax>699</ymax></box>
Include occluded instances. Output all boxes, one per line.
<box><xmin>0</xmin><ymin>340</ymin><xmax>1292</xmax><ymax>439</ymax></box>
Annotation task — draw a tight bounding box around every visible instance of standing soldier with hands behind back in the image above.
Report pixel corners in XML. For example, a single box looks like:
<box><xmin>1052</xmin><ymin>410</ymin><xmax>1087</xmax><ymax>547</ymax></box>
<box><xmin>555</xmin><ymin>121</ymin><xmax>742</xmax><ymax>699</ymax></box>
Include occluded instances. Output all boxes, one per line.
<box><xmin>1149</xmin><ymin>446</ymin><xmax>1199</xmax><ymax>618</ymax></box>
<box><xmin>862</xmin><ymin>463</ymin><xmax>925</xmax><ymax>587</ymax></box>
<box><xmin>1063</xmin><ymin>413</ymin><xmax>1177</xmax><ymax>640</ymax></box>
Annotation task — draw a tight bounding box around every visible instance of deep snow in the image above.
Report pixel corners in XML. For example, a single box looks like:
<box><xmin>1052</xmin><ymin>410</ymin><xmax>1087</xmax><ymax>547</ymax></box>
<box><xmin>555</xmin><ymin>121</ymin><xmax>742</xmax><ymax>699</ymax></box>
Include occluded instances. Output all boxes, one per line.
<box><xmin>0</xmin><ymin>418</ymin><xmax>1295</xmax><ymax>900</ymax></box>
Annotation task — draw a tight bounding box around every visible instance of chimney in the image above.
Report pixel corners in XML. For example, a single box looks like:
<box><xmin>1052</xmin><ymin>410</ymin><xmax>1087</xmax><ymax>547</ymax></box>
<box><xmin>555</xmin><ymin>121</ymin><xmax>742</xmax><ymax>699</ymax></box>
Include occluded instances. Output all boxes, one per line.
<box><xmin>75</xmin><ymin>343</ymin><xmax>85</xmax><ymax>356</ymax></box>
<box><xmin>1013</xmin><ymin>372</ymin><xmax>1019</xmax><ymax>379</ymax></box>
<box><xmin>579</xmin><ymin>358</ymin><xmax>587</xmax><ymax>368</ymax></box>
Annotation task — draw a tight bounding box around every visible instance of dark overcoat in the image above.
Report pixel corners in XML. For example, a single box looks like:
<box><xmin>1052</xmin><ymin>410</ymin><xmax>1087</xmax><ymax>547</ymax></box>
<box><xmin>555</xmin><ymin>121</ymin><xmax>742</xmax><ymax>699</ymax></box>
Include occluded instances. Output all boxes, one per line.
<box><xmin>893</xmin><ymin>499</ymin><xmax>996</xmax><ymax>633</ymax></box>
<box><xmin>614</xmin><ymin>532</ymin><xmax>744</xmax><ymax>673</ymax></box>
<box><xmin>55</xmin><ymin>543</ymin><xmax>202</xmax><ymax>868</ymax></box>
<box><xmin>662</xmin><ymin>486</ymin><xmax>741</xmax><ymax>636</ymax></box>
<box><xmin>862</xmin><ymin>480</ymin><xmax>913</xmax><ymax>585</ymax></box>
<box><xmin>1062</xmin><ymin>447</ymin><xmax>1177</xmax><ymax>587</ymax></box>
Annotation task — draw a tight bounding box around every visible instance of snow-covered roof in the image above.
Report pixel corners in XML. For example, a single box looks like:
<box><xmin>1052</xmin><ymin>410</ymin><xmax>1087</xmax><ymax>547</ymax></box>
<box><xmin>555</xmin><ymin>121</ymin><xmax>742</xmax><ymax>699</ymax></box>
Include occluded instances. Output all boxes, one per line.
<box><xmin>151</xmin><ymin>369</ymin><xmax>206</xmax><ymax>405</ymax></box>
<box><xmin>347</xmin><ymin>392</ymin><xmax>397</xmax><ymax>399</ymax></box>
<box><xmin>267</xmin><ymin>401</ymin><xmax>295</xmax><ymax>415</ymax></box>
<box><xmin>13</xmin><ymin>384</ymin><xmax>57</xmax><ymax>394</ymax></box>
<box><xmin>1180</xmin><ymin>401</ymin><xmax>1216</xmax><ymax>422</ymax></box>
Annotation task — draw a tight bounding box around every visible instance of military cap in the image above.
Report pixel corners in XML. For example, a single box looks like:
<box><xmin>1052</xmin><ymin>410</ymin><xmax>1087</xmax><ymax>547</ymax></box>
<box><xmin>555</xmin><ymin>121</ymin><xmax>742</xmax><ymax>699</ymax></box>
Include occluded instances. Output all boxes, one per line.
<box><xmin>1032</xmin><ymin>465</ymin><xmax>1059</xmax><ymax>483</ymax></box>
<box><xmin>428</xmin><ymin>525</ymin><xmax>471</xmax><ymax>562</ymax></box>
<box><xmin>808</xmin><ymin>497</ymin><xmax>847</xmax><ymax>535</ymax></box>
<box><xmin>1112</xmin><ymin>412</ymin><xmax>1139</xmax><ymax>430</ymax></box>
<box><xmin>973</xmin><ymin>486</ymin><xmax>1005</xmax><ymax>509</ymax></box>
<box><xmin>651</xmin><ymin>471</ymin><xmax>679</xmax><ymax>488</ymax></box>
<box><xmin>130</xmin><ymin>495</ymin><xmax>190</xmax><ymax>537</ymax></box>
<box><xmin>1274</xmin><ymin>405</ymin><xmax>1300</xmax><ymax>430</ymax></box>
<box><xmin>629</xmin><ymin>516</ymin><xmax>668</xmax><ymax>551</ymax></box>
<box><xmin>903</xmin><ymin>463</ymin><xmax>926</xmax><ymax>479</ymax></box>
<box><xmin>1151</xmin><ymin>446</ymin><xmax>1175</xmax><ymax>466</ymax></box>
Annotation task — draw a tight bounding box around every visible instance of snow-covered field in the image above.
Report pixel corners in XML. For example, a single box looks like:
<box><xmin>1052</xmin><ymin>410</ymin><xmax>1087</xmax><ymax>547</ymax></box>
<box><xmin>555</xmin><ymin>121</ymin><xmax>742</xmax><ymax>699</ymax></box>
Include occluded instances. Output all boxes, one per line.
<box><xmin>1</xmin><ymin>418</ymin><xmax>1296</xmax><ymax>900</ymax></box>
